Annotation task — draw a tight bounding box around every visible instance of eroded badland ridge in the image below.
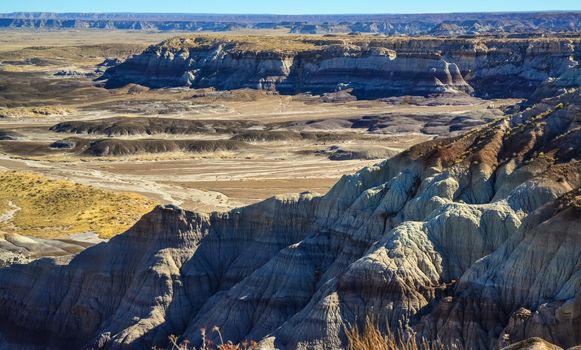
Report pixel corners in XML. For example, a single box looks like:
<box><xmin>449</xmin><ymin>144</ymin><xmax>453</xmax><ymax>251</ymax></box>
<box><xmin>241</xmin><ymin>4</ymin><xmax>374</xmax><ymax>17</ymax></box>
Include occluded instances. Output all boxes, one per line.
<box><xmin>102</xmin><ymin>35</ymin><xmax>580</xmax><ymax>99</ymax></box>
<box><xmin>1</xmin><ymin>87</ymin><xmax>579</xmax><ymax>350</ymax></box>
<box><xmin>0</xmin><ymin>28</ymin><xmax>579</xmax><ymax>350</ymax></box>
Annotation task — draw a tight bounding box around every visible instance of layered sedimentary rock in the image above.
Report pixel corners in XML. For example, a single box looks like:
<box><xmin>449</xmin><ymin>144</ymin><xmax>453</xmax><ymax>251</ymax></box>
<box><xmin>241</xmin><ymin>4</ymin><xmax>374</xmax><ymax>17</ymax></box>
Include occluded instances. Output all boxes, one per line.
<box><xmin>50</xmin><ymin>117</ymin><xmax>262</xmax><ymax>137</ymax></box>
<box><xmin>0</xmin><ymin>82</ymin><xmax>578</xmax><ymax>349</ymax></box>
<box><xmin>49</xmin><ymin>137</ymin><xmax>249</xmax><ymax>157</ymax></box>
<box><xmin>0</xmin><ymin>232</ymin><xmax>94</xmax><ymax>267</ymax></box>
<box><xmin>415</xmin><ymin>189</ymin><xmax>581</xmax><ymax>349</ymax></box>
<box><xmin>102</xmin><ymin>36</ymin><xmax>580</xmax><ymax>99</ymax></box>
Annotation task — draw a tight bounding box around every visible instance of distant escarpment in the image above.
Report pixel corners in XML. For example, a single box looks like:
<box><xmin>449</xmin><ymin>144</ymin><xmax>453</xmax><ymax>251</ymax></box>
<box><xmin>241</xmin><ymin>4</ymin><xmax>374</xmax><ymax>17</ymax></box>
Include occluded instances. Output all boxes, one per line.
<box><xmin>101</xmin><ymin>35</ymin><xmax>580</xmax><ymax>99</ymax></box>
<box><xmin>0</xmin><ymin>84</ymin><xmax>579</xmax><ymax>349</ymax></box>
<box><xmin>1</xmin><ymin>12</ymin><xmax>580</xmax><ymax>35</ymax></box>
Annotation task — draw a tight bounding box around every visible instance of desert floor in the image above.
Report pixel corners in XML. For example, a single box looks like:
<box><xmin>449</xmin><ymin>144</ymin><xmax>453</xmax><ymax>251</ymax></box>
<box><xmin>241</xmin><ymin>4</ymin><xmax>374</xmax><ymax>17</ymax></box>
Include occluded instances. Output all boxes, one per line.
<box><xmin>0</xmin><ymin>30</ymin><xmax>516</xmax><ymax>239</ymax></box>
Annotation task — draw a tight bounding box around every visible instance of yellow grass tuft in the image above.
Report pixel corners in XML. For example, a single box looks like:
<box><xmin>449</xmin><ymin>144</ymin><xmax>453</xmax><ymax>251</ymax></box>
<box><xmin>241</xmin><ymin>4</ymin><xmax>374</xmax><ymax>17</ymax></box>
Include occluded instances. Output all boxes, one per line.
<box><xmin>159</xmin><ymin>35</ymin><xmax>319</xmax><ymax>54</ymax></box>
<box><xmin>345</xmin><ymin>317</ymin><xmax>447</xmax><ymax>350</ymax></box>
<box><xmin>0</xmin><ymin>171</ymin><xmax>156</xmax><ymax>239</ymax></box>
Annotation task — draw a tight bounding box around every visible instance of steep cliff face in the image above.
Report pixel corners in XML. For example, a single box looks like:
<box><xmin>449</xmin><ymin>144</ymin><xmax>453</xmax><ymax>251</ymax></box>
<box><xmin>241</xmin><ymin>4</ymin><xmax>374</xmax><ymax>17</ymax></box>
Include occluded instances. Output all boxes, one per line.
<box><xmin>415</xmin><ymin>189</ymin><xmax>581</xmax><ymax>349</ymax></box>
<box><xmin>102</xmin><ymin>41</ymin><xmax>472</xmax><ymax>98</ymax></box>
<box><xmin>102</xmin><ymin>36</ymin><xmax>580</xmax><ymax>99</ymax></box>
<box><xmin>0</xmin><ymin>87</ymin><xmax>578</xmax><ymax>349</ymax></box>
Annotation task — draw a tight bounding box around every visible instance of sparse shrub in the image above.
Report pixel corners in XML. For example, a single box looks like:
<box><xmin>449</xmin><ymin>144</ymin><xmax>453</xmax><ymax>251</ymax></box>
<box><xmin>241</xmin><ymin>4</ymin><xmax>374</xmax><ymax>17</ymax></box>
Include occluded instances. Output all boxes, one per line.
<box><xmin>162</xmin><ymin>327</ymin><xmax>258</xmax><ymax>350</ymax></box>
<box><xmin>345</xmin><ymin>317</ymin><xmax>450</xmax><ymax>350</ymax></box>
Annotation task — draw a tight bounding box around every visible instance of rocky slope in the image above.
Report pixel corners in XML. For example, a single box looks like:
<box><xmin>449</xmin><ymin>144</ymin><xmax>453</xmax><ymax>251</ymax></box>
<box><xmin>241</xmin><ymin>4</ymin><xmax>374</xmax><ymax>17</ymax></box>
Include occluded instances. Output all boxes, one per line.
<box><xmin>0</xmin><ymin>232</ymin><xmax>98</xmax><ymax>268</ymax></box>
<box><xmin>102</xmin><ymin>36</ymin><xmax>580</xmax><ymax>99</ymax></box>
<box><xmin>0</xmin><ymin>79</ymin><xmax>578</xmax><ymax>349</ymax></box>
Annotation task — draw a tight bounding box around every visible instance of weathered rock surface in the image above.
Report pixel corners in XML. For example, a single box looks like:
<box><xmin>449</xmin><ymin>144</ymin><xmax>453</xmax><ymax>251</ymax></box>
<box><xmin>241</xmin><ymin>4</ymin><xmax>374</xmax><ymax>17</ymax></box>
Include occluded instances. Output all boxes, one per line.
<box><xmin>501</xmin><ymin>338</ymin><xmax>565</xmax><ymax>350</ymax></box>
<box><xmin>102</xmin><ymin>36</ymin><xmax>580</xmax><ymax>99</ymax></box>
<box><xmin>49</xmin><ymin>137</ymin><xmax>249</xmax><ymax>157</ymax></box>
<box><xmin>0</xmin><ymin>232</ymin><xmax>92</xmax><ymax>266</ymax></box>
<box><xmin>0</xmin><ymin>130</ymin><xmax>23</xmax><ymax>141</ymax></box>
<box><xmin>50</xmin><ymin>117</ymin><xmax>261</xmax><ymax>137</ymax></box>
<box><xmin>50</xmin><ymin>111</ymin><xmax>499</xmax><ymax>140</ymax></box>
<box><xmin>0</xmin><ymin>86</ymin><xmax>579</xmax><ymax>349</ymax></box>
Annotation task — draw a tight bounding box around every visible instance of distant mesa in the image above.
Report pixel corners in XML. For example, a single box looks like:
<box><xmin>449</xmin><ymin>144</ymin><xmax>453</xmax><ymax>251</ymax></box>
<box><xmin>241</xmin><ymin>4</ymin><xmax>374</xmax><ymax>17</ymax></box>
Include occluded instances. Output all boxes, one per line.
<box><xmin>1</xmin><ymin>12</ymin><xmax>579</xmax><ymax>36</ymax></box>
<box><xmin>100</xmin><ymin>35</ymin><xmax>580</xmax><ymax>100</ymax></box>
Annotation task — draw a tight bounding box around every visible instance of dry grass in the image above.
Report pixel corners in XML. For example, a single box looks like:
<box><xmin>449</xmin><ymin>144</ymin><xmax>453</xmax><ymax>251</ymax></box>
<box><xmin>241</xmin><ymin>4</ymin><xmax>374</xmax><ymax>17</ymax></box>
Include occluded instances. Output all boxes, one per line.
<box><xmin>0</xmin><ymin>170</ymin><xmax>156</xmax><ymax>238</ymax></box>
<box><xmin>0</xmin><ymin>65</ymin><xmax>55</xmax><ymax>73</ymax></box>
<box><xmin>160</xmin><ymin>35</ymin><xmax>319</xmax><ymax>54</ymax></box>
<box><xmin>0</xmin><ymin>29</ymin><xmax>167</xmax><ymax>53</ymax></box>
<box><xmin>0</xmin><ymin>106</ymin><xmax>75</xmax><ymax>118</ymax></box>
<box><xmin>160</xmin><ymin>327</ymin><xmax>258</xmax><ymax>350</ymax></box>
<box><xmin>345</xmin><ymin>317</ymin><xmax>448</xmax><ymax>350</ymax></box>
<box><xmin>156</xmin><ymin>34</ymin><xmax>581</xmax><ymax>56</ymax></box>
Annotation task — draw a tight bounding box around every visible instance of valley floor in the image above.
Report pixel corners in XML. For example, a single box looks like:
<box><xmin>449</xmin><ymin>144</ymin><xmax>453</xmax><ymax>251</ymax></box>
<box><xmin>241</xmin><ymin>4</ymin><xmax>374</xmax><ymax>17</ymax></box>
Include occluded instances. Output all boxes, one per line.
<box><xmin>0</xmin><ymin>30</ymin><xmax>509</xmax><ymax>216</ymax></box>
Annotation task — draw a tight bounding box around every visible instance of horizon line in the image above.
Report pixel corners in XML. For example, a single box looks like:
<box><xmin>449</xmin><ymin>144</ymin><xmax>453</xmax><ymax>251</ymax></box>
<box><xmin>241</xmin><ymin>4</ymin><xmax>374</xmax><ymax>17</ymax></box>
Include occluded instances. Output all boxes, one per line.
<box><xmin>1</xmin><ymin>10</ymin><xmax>581</xmax><ymax>16</ymax></box>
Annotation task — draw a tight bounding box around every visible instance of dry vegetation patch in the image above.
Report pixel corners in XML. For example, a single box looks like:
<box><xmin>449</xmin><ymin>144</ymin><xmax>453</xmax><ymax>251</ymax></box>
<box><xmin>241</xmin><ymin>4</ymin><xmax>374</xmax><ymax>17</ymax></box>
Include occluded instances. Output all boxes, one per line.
<box><xmin>0</xmin><ymin>171</ymin><xmax>156</xmax><ymax>238</ymax></box>
<box><xmin>0</xmin><ymin>106</ymin><xmax>75</xmax><ymax>119</ymax></box>
<box><xmin>156</xmin><ymin>34</ymin><xmax>581</xmax><ymax>57</ymax></box>
<box><xmin>159</xmin><ymin>35</ymin><xmax>320</xmax><ymax>54</ymax></box>
<box><xmin>346</xmin><ymin>318</ymin><xmax>447</xmax><ymax>350</ymax></box>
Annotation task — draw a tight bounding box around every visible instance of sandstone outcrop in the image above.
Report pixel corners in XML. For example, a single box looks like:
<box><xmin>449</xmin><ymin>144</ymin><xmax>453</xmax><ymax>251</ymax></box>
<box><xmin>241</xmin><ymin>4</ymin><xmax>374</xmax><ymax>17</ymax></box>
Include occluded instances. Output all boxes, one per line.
<box><xmin>0</xmin><ymin>232</ymin><xmax>93</xmax><ymax>267</ymax></box>
<box><xmin>0</xmin><ymin>85</ymin><xmax>578</xmax><ymax>349</ymax></box>
<box><xmin>101</xmin><ymin>36</ymin><xmax>580</xmax><ymax>99</ymax></box>
<box><xmin>501</xmin><ymin>338</ymin><xmax>565</xmax><ymax>350</ymax></box>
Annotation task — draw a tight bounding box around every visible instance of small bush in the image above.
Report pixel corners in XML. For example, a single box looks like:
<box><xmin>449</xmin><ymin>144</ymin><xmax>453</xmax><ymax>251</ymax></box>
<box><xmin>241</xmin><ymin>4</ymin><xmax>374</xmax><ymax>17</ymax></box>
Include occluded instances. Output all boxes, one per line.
<box><xmin>162</xmin><ymin>327</ymin><xmax>258</xmax><ymax>350</ymax></box>
<box><xmin>345</xmin><ymin>317</ymin><xmax>448</xmax><ymax>350</ymax></box>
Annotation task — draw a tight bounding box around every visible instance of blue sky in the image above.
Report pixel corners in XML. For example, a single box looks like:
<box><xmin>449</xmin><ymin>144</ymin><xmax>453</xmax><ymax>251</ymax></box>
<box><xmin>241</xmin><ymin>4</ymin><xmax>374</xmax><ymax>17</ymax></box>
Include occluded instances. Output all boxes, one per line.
<box><xmin>0</xmin><ymin>0</ymin><xmax>580</xmax><ymax>14</ymax></box>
